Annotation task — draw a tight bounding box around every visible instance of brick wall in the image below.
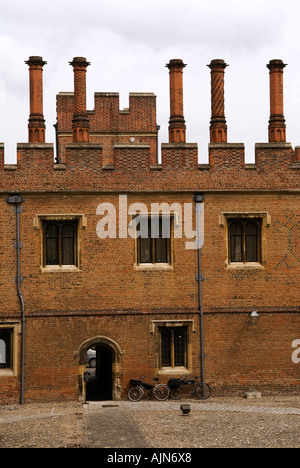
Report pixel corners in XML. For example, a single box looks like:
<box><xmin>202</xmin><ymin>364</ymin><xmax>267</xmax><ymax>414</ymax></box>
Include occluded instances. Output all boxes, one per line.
<box><xmin>22</xmin><ymin>313</ymin><xmax>201</xmax><ymax>402</ymax></box>
<box><xmin>0</xmin><ymin>56</ymin><xmax>299</xmax><ymax>404</ymax></box>
<box><xmin>0</xmin><ymin>189</ymin><xmax>299</xmax><ymax>403</ymax></box>
<box><xmin>205</xmin><ymin>313</ymin><xmax>299</xmax><ymax>395</ymax></box>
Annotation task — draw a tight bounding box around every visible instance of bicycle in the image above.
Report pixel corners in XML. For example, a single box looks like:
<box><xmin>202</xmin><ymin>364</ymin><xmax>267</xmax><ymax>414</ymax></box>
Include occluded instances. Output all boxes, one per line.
<box><xmin>128</xmin><ymin>376</ymin><xmax>170</xmax><ymax>402</ymax></box>
<box><xmin>168</xmin><ymin>376</ymin><xmax>211</xmax><ymax>400</ymax></box>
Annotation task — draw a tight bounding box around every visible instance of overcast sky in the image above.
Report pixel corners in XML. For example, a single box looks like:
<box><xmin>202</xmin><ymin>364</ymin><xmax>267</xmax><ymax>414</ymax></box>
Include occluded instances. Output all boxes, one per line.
<box><xmin>1</xmin><ymin>0</ymin><xmax>300</xmax><ymax>163</ymax></box>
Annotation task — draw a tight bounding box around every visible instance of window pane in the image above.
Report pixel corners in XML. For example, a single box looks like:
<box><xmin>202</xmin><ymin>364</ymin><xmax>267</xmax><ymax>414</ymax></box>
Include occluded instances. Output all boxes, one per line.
<box><xmin>155</xmin><ymin>217</ymin><xmax>169</xmax><ymax>263</ymax></box>
<box><xmin>0</xmin><ymin>330</ymin><xmax>12</xmax><ymax>369</ymax></box>
<box><xmin>155</xmin><ymin>216</ymin><xmax>171</xmax><ymax>239</ymax></box>
<box><xmin>138</xmin><ymin>217</ymin><xmax>151</xmax><ymax>263</ymax></box>
<box><xmin>230</xmin><ymin>222</ymin><xmax>243</xmax><ymax>262</ymax></box>
<box><xmin>174</xmin><ymin>328</ymin><xmax>186</xmax><ymax>367</ymax></box>
<box><xmin>140</xmin><ymin>237</ymin><xmax>152</xmax><ymax>263</ymax></box>
<box><xmin>160</xmin><ymin>329</ymin><xmax>171</xmax><ymax>367</ymax></box>
<box><xmin>155</xmin><ymin>238</ymin><xmax>168</xmax><ymax>263</ymax></box>
<box><xmin>245</xmin><ymin>222</ymin><xmax>258</xmax><ymax>262</ymax></box>
<box><xmin>150</xmin><ymin>216</ymin><xmax>160</xmax><ymax>239</ymax></box>
<box><xmin>62</xmin><ymin>224</ymin><xmax>75</xmax><ymax>265</ymax></box>
<box><xmin>46</xmin><ymin>224</ymin><xmax>59</xmax><ymax>265</ymax></box>
<box><xmin>0</xmin><ymin>340</ymin><xmax>6</xmax><ymax>365</ymax></box>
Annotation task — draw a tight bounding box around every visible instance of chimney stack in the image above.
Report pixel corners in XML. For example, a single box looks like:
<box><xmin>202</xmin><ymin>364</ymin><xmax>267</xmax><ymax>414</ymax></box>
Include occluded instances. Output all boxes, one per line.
<box><xmin>166</xmin><ymin>59</ymin><xmax>186</xmax><ymax>143</ymax></box>
<box><xmin>267</xmin><ymin>59</ymin><xmax>287</xmax><ymax>143</ymax></box>
<box><xmin>69</xmin><ymin>57</ymin><xmax>91</xmax><ymax>143</ymax></box>
<box><xmin>208</xmin><ymin>59</ymin><xmax>228</xmax><ymax>143</ymax></box>
<box><xmin>25</xmin><ymin>56</ymin><xmax>47</xmax><ymax>143</ymax></box>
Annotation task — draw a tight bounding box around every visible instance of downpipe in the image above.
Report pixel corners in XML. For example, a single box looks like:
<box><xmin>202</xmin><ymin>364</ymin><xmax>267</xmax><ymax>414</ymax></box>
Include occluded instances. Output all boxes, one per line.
<box><xmin>194</xmin><ymin>193</ymin><xmax>205</xmax><ymax>387</ymax></box>
<box><xmin>6</xmin><ymin>195</ymin><xmax>25</xmax><ymax>405</ymax></box>
<box><xmin>53</xmin><ymin>122</ymin><xmax>61</xmax><ymax>164</ymax></box>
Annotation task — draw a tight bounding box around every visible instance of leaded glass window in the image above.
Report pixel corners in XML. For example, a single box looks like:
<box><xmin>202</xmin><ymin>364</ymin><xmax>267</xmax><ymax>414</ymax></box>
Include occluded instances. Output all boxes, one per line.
<box><xmin>43</xmin><ymin>221</ymin><xmax>77</xmax><ymax>267</ymax></box>
<box><xmin>138</xmin><ymin>216</ymin><xmax>171</xmax><ymax>265</ymax></box>
<box><xmin>159</xmin><ymin>327</ymin><xmax>187</xmax><ymax>369</ymax></box>
<box><xmin>230</xmin><ymin>222</ymin><xmax>243</xmax><ymax>263</ymax></box>
<box><xmin>161</xmin><ymin>328</ymin><xmax>172</xmax><ymax>367</ymax></box>
<box><xmin>229</xmin><ymin>218</ymin><xmax>261</xmax><ymax>264</ymax></box>
<box><xmin>245</xmin><ymin>222</ymin><xmax>259</xmax><ymax>262</ymax></box>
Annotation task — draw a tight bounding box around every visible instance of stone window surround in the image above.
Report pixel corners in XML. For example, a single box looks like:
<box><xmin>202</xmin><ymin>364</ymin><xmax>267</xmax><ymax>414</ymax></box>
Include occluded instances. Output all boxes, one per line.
<box><xmin>34</xmin><ymin>214</ymin><xmax>87</xmax><ymax>273</ymax></box>
<box><xmin>132</xmin><ymin>213</ymin><xmax>178</xmax><ymax>271</ymax></box>
<box><xmin>219</xmin><ymin>211</ymin><xmax>271</xmax><ymax>269</ymax></box>
<box><xmin>151</xmin><ymin>319</ymin><xmax>196</xmax><ymax>376</ymax></box>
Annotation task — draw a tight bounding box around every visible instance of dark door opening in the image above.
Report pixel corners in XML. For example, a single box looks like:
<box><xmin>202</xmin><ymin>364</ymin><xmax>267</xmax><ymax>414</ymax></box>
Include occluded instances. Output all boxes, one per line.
<box><xmin>86</xmin><ymin>345</ymin><xmax>114</xmax><ymax>401</ymax></box>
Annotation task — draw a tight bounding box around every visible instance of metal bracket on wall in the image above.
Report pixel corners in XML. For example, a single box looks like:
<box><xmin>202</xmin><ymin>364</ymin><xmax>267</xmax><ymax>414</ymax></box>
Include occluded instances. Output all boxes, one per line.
<box><xmin>195</xmin><ymin>273</ymin><xmax>205</xmax><ymax>282</ymax></box>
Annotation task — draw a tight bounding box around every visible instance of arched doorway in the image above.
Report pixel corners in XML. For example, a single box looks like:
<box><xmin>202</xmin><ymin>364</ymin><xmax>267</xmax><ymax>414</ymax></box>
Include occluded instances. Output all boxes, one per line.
<box><xmin>75</xmin><ymin>336</ymin><xmax>124</xmax><ymax>402</ymax></box>
<box><xmin>86</xmin><ymin>345</ymin><xmax>114</xmax><ymax>401</ymax></box>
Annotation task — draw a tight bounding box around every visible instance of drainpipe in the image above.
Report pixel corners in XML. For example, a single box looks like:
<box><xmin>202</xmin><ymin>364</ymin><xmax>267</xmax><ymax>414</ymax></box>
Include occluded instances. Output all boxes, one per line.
<box><xmin>156</xmin><ymin>124</ymin><xmax>160</xmax><ymax>163</ymax></box>
<box><xmin>194</xmin><ymin>193</ymin><xmax>205</xmax><ymax>386</ymax></box>
<box><xmin>53</xmin><ymin>122</ymin><xmax>60</xmax><ymax>164</ymax></box>
<box><xmin>6</xmin><ymin>194</ymin><xmax>25</xmax><ymax>405</ymax></box>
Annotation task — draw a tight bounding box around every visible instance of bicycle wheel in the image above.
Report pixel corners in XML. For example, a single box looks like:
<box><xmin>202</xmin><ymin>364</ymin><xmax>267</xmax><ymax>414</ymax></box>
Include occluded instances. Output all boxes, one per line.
<box><xmin>128</xmin><ymin>386</ymin><xmax>143</xmax><ymax>402</ymax></box>
<box><xmin>195</xmin><ymin>382</ymin><xmax>211</xmax><ymax>400</ymax></box>
<box><xmin>170</xmin><ymin>388</ymin><xmax>182</xmax><ymax>400</ymax></box>
<box><xmin>153</xmin><ymin>384</ymin><xmax>170</xmax><ymax>401</ymax></box>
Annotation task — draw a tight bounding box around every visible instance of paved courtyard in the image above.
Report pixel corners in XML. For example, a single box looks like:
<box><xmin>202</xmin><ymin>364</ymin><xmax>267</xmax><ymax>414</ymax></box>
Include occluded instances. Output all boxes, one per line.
<box><xmin>0</xmin><ymin>396</ymin><xmax>299</xmax><ymax>448</ymax></box>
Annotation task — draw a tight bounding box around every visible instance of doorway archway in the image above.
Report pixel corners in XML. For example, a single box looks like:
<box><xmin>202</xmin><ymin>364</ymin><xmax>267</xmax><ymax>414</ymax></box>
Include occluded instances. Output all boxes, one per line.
<box><xmin>86</xmin><ymin>345</ymin><xmax>114</xmax><ymax>401</ymax></box>
<box><xmin>75</xmin><ymin>336</ymin><xmax>124</xmax><ymax>402</ymax></box>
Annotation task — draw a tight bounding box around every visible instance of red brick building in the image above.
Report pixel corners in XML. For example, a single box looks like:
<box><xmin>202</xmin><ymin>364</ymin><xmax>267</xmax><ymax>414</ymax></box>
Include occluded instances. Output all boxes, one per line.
<box><xmin>0</xmin><ymin>56</ymin><xmax>299</xmax><ymax>404</ymax></box>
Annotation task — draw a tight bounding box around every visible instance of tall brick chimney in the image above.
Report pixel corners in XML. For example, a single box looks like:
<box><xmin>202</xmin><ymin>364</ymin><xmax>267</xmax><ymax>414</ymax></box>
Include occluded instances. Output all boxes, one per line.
<box><xmin>25</xmin><ymin>56</ymin><xmax>47</xmax><ymax>143</ymax></box>
<box><xmin>69</xmin><ymin>57</ymin><xmax>91</xmax><ymax>143</ymax></box>
<box><xmin>166</xmin><ymin>59</ymin><xmax>186</xmax><ymax>143</ymax></box>
<box><xmin>208</xmin><ymin>59</ymin><xmax>228</xmax><ymax>143</ymax></box>
<box><xmin>267</xmin><ymin>59</ymin><xmax>287</xmax><ymax>143</ymax></box>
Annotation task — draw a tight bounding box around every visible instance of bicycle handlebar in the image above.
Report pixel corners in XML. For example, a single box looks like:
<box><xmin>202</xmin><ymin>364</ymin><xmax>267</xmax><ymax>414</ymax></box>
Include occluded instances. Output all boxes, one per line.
<box><xmin>179</xmin><ymin>375</ymin><xmax>199</xmax><ymax>382</ymax></box>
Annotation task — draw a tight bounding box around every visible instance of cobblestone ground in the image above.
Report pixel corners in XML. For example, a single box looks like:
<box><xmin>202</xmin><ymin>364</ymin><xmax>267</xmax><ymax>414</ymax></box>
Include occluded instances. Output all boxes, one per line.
<box><xmin>0</xmin><ymin>396</ymin><xmax>299</xmax><ymax>448</ymax></box>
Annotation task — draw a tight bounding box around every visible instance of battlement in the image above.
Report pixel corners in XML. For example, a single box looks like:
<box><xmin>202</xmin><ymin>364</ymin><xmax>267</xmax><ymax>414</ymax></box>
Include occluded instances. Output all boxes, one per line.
<box><xmin>56</xmin><ymin>90</ymin><xmax>158</xmax><ymax>166</ymax></box>
<box><xmin>0</xmin><ymin>56</ymin><xmax>298</xmax><ymax>193</ymax></box>
<box><xmin>0</xmin><ymin>139</ymin><xmax>298</xmax><ymax>194</ymax></box>
<box><xmin>57</xmin><ymin>91</ymin><xmax>157</xmax><ymax>134</ymax></box>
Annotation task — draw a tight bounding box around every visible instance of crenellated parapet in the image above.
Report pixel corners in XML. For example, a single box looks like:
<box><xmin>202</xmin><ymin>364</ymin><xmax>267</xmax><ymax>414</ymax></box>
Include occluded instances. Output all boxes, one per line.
<box><xmin>0</xmin><ymin>56</ymin><xmax>298</xmax><ymax>193</ymax></box>
<box><xmin>0</xmin><ymin>141</ymin><xmax>298</xmax><ymax>194</ymax></box>
<box><xmin>56</xmin><ymin>90</ymin><xmax>158</xmax><ymax>166</ymax></box>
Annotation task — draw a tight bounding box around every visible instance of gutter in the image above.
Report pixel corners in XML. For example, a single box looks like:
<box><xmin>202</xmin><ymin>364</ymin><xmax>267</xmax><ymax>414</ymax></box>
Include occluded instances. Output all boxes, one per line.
<box><xmin>6</xmin><ymin>194</ymin><xmax>25</xmax><ymax>405</ymax></box>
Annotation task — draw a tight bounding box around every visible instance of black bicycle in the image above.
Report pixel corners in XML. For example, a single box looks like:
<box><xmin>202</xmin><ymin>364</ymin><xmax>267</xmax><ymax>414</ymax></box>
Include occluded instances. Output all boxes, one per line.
<box><xmin>128</xmin><ymin>376</ymin><xmax>170</xmax><ymax>402</ymax></box>
<box><xmin>168</xmin><ymin>376</ymin><xmax>211</xmax><ymax>400</ymax></box>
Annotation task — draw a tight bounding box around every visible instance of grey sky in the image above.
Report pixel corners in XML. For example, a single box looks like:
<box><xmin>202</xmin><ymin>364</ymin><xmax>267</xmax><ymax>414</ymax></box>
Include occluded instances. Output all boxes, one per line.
<box><xmin>1</xmin><ymin>0</ymin><xmax>300</xmax><ymax>163</ymax></box>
